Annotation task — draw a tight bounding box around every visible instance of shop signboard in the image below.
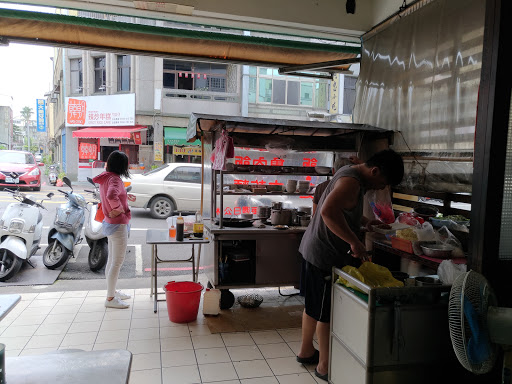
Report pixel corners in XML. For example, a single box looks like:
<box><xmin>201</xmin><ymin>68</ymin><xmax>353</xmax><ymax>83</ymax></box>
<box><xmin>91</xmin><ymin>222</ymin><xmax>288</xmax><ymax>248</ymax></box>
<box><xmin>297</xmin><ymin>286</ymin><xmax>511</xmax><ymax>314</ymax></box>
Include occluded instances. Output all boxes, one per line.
<box><xmin>79</xmin><ymin>142</ymin><xmax>98</xmax><ymax>160</ymax></box>
<box><xmin>132</xmin><ymin>131</ymin><xmax>142</xmax><ymax>145</ymax></box>
<box><xmin>329</xmin><ymin>74</ymin><xmax>340</xmax><ymax>114</ymax></box>
<box><xmin>173</xmin><ymin>146</ymin><xmax>202</xmax><ymax>156</ymax></box>
<box><xmin>164</xmin><ymin>127</ymin><xmax>201</xmax><ymax>146</ymax></box>
<box><xmin>154</xmin><ymin>141</ymin><xmax>163</xmax><ymax>162</ymax></box>
<box><xmin>65</xmin><ymin>94</ymin><xmax>135</xmax><ymax>127</ymax></box>
<box><xmin>36</xmin><ymin>99</ymin><xmax>46</xmax><ymax>132</ymax></box>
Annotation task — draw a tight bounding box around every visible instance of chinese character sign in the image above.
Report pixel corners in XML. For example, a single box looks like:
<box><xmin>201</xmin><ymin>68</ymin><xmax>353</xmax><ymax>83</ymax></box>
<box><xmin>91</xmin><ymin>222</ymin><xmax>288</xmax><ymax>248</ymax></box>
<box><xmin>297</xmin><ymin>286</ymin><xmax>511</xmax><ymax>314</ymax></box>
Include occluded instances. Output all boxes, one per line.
<box><xmin>36</xmin><ymin>99</ymin><xmax>46</xmax><ymax>132</ymax></box>
<box><xmin>65</xmin><ymin>94</ymin><xmax>135</xmax><ymax>127</ymax></box>
<box><xmin>79</xmin><ymin>143</ymin><xmax>97</xmax><ymax>160</ymax></box>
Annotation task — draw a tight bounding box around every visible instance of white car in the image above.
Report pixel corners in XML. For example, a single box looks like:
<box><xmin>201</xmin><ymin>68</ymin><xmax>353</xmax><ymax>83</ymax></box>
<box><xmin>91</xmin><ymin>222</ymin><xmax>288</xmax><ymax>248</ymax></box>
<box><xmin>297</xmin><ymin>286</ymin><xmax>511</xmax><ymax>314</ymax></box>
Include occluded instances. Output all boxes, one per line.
<box><xmin>125</xmin><ymin>163</ymin><xmax>202</xmax><ymax>219</ymax></box>
<box><xmin>125</xmin><ymin>162</ymin><xmax>310</xmax><ymax>219</ymax></box>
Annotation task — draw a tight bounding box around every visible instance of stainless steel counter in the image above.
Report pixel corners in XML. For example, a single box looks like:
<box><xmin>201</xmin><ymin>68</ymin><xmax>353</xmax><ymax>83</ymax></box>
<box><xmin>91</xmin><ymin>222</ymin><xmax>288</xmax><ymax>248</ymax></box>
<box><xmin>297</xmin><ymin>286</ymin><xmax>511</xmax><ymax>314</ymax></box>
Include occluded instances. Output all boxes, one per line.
<box><xmin>202</xmin><ymin>219</ymin><xmax>306</xmax><ymax>290</ymax></box>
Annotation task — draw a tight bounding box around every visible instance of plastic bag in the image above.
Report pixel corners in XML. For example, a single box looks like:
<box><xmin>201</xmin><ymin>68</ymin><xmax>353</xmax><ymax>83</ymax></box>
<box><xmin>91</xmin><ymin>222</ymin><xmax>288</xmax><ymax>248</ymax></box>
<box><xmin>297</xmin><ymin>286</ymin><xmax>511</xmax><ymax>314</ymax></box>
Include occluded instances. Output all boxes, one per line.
<box><xmin>437</xmin><ymin>260</ymin><xmax>467</xmax><ymax>284</ymax></box>
<box><xmin>414</xmin><ymin>221</ymin><xmax>436</xmax><ymax>241</ymax></box>
<box><xmin>396</xmin><ymin>212</ymin><xmax>424</xmax><ymax>226</ymax></box>
<box><xmin>337</xmin><ymin>262</ymin><xmax>404</xmax><ymax>293</ymax></box>
<box><xmin>436</xmin><ymin>226</ymin><xmax>464</xmax><ymax>257</ymax></box>
<box><xmin>367</xmin><ymin>188</ymin><xmax>395</xmax><ymax>224</ymax></box>
<box><xmin>337</xmin><ymin>265</ymin><xmax>367</xmax><ymax>293</ymax></box>
<box><xmin>211</xmin><ymin>130</ymin><xmax>234</xmax><ymax>171</ymax></box>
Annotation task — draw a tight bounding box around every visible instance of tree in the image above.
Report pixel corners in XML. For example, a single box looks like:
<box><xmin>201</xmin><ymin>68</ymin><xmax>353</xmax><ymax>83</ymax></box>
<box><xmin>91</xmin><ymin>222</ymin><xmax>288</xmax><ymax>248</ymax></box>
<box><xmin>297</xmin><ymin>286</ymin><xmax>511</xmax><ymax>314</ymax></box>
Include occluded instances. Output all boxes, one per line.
<box><xmin>12</xmin><ymin>123</ymin><xmax>23</xmax><ymax>144</ymax></box>
<box><xmin>20</xmin><ymin>106</ymin><xmax>33</xmax><ymax>152</ymax></box>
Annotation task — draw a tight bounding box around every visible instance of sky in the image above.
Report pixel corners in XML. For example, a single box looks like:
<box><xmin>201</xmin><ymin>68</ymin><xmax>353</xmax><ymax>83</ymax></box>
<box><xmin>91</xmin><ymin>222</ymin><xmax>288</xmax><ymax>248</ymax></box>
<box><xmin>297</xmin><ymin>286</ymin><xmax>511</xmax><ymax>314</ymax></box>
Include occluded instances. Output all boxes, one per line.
<box><xmin>0</xmin><ymin>4</ymin><xmax>55</xmax><ymax>119</ymax></box>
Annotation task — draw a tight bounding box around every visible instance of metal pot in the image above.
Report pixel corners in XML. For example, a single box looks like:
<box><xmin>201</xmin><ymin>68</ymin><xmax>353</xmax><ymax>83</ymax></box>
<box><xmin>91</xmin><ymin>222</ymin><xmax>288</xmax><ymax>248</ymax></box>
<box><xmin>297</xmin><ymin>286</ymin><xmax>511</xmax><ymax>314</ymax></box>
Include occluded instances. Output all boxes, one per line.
<box><xmin>271</xmin><ymin>202</ymin><xmax>283</xmax><ymax>210</ymax></box>
<box><xmin>298</xmin><ymin>206</ymin><xmax>312</xmax><ymax>215</ymax></box>
<box><xmin>270</xmin><ymin>209</ymin><xmax>292</xmax><ymax>225</ymax></box>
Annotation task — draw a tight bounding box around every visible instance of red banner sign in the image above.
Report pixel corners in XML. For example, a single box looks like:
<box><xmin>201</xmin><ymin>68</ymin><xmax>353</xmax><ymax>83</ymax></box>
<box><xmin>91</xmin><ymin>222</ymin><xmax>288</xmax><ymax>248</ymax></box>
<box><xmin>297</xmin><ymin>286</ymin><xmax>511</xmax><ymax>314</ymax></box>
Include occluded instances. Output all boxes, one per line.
<box><xmin>132</xmin><ymin>131</ymin><xmax>142</xmax><ymax>145</ymax></box>
<box><xmin>79</xmin><ymin>143</ymin><xmax>97</xmax><ymax>160</ymax></box>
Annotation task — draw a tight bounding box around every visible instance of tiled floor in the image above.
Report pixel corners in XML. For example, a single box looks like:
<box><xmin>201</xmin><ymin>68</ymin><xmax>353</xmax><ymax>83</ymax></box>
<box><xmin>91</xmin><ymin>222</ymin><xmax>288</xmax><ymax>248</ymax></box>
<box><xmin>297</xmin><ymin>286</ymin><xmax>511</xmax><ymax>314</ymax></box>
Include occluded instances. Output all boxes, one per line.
<box><xmin>0</xmin><ymin>280</ymin><xmax>322</xmax><ymax>384</ymax></box>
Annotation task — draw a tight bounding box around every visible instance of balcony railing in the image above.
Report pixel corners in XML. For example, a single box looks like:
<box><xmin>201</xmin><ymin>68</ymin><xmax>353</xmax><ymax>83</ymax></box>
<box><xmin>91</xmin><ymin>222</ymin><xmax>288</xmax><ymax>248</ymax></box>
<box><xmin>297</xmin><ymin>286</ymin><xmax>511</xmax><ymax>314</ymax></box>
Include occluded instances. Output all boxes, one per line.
<box><xmin>162</xmin><ymin>88</ymin><xmax>239</xmax><ymax>103</ymax></box>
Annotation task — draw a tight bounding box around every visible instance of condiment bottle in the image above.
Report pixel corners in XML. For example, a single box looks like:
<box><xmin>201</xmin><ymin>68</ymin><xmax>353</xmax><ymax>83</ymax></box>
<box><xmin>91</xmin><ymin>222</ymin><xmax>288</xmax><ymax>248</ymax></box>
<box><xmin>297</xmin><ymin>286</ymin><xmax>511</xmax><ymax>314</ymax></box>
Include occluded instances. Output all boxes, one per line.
<box><xmin>169</xmin><ymin>225</ymin><xmax>176</xmax><ymax>238</ymax></box>
<box><xmin>176</xmin><ymin>213</ymin><xmax>184</xmax><ymax>241</ymax></box>
<box><xmin>193</xmin><ymin>211</ymin><xmax>203</xmax><ymax>238</ymax></box>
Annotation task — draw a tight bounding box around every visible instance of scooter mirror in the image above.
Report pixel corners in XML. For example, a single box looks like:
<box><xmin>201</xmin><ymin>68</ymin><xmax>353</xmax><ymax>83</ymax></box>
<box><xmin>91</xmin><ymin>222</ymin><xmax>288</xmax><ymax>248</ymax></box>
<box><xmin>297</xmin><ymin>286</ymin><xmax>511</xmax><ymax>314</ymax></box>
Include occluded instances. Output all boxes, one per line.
<box><xmin>126</xmin><ymin>186</ymin><xmax>132</xmax><ymax>192</ymax></box>
<box><xmin>87</xmin><ymin>177</ymin><xmax>95</xmax><ymax>185</ymax></box>
<box><xmin>47</xmin><ymin>192</ymin><xmax>54</xmax><ymax>198</ymax></box>
<box><xmin>63</xmin><ymin>177</ymin><xmax>72</xmax><ymax>189</ymax></box>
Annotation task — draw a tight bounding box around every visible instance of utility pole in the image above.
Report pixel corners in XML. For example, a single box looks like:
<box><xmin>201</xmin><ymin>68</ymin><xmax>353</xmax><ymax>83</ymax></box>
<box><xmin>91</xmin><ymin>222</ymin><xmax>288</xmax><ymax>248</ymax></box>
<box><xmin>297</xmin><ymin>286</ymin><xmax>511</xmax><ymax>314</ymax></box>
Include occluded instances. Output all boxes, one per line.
<box><xmin>26</xmin><ymin>119</ymin><xmax>30</xmax><ymax>152</ymax></box>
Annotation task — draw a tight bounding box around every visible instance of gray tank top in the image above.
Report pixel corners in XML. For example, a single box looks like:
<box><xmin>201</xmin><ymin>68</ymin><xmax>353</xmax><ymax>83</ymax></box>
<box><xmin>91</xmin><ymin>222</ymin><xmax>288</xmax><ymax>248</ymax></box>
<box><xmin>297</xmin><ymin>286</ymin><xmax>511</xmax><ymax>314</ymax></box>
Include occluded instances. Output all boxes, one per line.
<box><xmin>299</xmin><ymin>165</ymin><xmax>364</xmax><ymax>272</ymax></box>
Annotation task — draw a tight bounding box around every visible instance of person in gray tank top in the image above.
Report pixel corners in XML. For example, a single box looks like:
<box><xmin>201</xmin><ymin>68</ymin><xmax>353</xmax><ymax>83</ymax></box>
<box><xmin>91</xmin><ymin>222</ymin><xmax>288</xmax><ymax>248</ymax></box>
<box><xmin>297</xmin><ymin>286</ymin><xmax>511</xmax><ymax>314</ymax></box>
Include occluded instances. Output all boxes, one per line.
<box><xmin>296</xmin><ymin>149</ymin><xmax>404</xmax><ymax>381</ymax></box>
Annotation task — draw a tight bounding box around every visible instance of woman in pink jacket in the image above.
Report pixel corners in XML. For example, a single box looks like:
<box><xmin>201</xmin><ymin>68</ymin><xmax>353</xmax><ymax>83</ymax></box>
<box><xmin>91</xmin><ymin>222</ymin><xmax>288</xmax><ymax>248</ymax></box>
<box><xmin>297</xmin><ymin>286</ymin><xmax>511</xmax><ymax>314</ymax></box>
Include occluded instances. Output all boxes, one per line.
<box><xmin>93</xmin><ymin>151</ymin><xmax>132</xmax><ymax>309</ymax></box>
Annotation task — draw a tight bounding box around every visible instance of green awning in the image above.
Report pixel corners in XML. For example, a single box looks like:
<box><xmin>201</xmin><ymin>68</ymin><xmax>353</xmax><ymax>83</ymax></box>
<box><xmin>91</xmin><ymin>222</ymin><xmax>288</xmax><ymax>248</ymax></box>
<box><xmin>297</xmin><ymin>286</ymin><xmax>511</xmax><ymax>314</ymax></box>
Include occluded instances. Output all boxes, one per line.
<box><xmin>165</xmin><ymin>127</ymin><xmax>201</xmax><ymax>146</ymax></box>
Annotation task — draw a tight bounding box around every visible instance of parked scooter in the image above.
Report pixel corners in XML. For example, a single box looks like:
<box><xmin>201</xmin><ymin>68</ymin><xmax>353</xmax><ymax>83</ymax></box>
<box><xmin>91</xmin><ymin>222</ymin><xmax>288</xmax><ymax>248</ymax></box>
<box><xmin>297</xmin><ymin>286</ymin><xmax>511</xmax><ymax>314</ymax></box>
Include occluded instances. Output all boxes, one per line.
<box><xmin>0</xmin><ymin>172</ymin><xmax>54</xmax><ymax>281</ymax></box>
<box><xmin>43</xmin><ymin>177</ymin><xmax>87</xmax><ymax>270</ymax></box>
<box><xmin>48</xmin><ymin>163</ymin><xmax>59</xmax><ymax>186</ymax></box>
<box><xmin>84</xmin><ymin>177</ymin><xmax>132</xmax><ymax>271</ymax></box>
<box><xmin>84</xmin><ymin>177</ymin><xmax>107</xmax><ymax>271</ymax></box>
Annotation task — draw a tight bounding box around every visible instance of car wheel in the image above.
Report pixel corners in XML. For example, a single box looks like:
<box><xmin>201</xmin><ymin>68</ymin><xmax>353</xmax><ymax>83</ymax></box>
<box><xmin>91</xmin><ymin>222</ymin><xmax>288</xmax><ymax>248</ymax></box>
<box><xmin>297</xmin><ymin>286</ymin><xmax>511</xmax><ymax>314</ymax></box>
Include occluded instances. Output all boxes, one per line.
<box><xmin>149</xmin><ymin>196</ymin><xmax>175</xmax><ymax>219</ymax></box>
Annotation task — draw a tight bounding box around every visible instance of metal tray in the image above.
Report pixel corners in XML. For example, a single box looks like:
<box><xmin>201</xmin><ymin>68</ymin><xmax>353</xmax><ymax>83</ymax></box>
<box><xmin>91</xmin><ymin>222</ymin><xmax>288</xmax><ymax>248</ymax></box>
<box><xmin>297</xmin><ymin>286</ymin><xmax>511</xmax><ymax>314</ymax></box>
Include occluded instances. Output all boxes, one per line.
<box><xmin>420</xmin><ymin>244</ymin><xmax>453</xmax><ymax>258</ymax></box>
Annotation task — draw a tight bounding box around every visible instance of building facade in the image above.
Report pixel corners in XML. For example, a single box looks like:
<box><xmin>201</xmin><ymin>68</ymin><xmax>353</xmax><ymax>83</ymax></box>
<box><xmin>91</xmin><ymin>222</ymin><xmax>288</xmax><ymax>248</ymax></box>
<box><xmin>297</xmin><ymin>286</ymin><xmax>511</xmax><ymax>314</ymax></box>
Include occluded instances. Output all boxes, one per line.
<box><xmin>48</xmin><ymin>21</ymin><xmax>357</xmax><ymax>181</ymax></box>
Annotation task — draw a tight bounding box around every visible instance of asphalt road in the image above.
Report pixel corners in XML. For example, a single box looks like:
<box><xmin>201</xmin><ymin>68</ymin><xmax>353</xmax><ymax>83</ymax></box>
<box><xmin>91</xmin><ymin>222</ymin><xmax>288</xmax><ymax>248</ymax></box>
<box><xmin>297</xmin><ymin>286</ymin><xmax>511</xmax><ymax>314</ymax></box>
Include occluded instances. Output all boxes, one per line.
<box><xmin>0</xmin><ymin>177</ymin><xmax>200</xmax><ymax>287</ymax></box>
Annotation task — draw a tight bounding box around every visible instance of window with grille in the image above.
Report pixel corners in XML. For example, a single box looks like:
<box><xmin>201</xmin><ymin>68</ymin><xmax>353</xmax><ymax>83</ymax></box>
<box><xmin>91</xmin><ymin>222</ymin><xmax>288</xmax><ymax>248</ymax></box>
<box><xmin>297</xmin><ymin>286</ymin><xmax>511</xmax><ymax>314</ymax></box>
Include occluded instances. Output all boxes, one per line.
<box><xmin>163</xmin><ymin>60</ymin><xmax>227</xmax><ymax>92</ymax></box>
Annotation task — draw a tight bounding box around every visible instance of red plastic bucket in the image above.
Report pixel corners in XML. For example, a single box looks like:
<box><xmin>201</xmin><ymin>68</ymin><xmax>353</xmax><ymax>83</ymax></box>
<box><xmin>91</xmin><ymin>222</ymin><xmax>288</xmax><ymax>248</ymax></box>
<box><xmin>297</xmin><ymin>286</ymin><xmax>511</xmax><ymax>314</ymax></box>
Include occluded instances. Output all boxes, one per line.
<box><xmin>164</xmin><ymin>281</ymin><xmax>204</xmax><ymax>323</ymax></box>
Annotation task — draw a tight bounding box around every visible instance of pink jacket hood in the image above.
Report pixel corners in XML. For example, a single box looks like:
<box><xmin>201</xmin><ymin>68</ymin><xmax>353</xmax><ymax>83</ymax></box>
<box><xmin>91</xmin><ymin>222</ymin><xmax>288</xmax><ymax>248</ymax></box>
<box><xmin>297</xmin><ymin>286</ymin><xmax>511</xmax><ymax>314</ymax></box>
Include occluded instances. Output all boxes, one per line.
<box><xmin>92</xmin><ymin>171</ymin><xmax>131</xmax><ymax>224</ymax></box>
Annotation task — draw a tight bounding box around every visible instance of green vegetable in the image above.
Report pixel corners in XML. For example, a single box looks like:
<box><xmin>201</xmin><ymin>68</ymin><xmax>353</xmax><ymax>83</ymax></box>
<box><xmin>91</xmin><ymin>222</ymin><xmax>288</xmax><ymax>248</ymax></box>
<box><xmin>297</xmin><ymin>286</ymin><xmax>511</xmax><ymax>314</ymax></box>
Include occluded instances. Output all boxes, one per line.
<box><xmin>436</xmin><ymin>214</ymin><xmax>469</xmax><ymax>222</ymax></box>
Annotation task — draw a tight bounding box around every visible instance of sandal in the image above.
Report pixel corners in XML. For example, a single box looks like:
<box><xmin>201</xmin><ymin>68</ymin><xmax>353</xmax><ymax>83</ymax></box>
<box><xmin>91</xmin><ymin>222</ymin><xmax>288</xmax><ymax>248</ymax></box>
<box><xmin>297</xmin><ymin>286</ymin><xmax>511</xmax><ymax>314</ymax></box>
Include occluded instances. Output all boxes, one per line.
<box><xmin>314</xmin><ymin>368</ymin><xmax>328</xmax><ymax>381</ymax></box>
<box><xmin>296</xmin><ymin>349</ymin><xmax>319</xmax><ymax>364</ymax></box>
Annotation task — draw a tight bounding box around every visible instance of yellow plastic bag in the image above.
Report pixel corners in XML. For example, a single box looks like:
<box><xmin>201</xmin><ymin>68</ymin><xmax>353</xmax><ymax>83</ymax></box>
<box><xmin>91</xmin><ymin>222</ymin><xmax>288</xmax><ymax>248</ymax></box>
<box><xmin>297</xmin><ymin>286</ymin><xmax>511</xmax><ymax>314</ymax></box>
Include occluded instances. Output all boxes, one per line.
<box><xmin>337</xmin><ymin>266</ymin><xmax>367</xmax><ymax>293</ymax></box>
<box><xmin>358</xmin><ymin>262</ymin><xmax>404</xmax><ymax>288</ymax></box>
<box><xmin>336</xmin><ymin>262</ymin><xmax>404</xmax><ymax>293</ymax></box>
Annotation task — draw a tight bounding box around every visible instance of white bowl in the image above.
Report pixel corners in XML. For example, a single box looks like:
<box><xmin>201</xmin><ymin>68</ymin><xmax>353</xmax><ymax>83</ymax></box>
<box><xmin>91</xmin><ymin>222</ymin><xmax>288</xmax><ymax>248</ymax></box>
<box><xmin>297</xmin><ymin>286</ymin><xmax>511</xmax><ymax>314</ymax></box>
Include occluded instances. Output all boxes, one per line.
<box><xmin>315</xmin><ymin>166</ymin><xmax>332</xmax><ymax>175</ymax></box>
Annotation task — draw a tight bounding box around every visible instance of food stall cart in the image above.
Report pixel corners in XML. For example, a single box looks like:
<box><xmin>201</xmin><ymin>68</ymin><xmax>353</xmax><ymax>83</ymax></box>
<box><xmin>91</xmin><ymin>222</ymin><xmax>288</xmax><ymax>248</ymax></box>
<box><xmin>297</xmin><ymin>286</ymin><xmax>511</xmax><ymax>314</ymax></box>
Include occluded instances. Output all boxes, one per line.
<box><xmin>186</xmin><ymin>113</ymin><xmax>393</xmax><ymax>307</ymax></box>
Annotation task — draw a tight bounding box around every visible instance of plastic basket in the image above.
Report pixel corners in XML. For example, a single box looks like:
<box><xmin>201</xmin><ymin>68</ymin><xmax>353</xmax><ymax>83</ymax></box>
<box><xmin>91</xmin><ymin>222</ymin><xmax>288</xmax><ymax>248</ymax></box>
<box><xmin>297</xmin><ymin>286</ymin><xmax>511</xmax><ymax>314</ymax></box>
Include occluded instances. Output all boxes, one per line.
<box><xmin>391</xmin><ymin>236</ymin><xmax>414</xmax><ymax>253</ymax></box>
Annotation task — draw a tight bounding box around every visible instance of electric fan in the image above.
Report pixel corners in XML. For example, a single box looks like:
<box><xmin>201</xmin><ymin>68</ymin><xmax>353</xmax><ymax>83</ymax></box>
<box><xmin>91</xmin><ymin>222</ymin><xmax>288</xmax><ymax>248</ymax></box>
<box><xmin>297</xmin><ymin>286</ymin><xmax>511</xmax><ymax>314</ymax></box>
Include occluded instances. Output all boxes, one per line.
<box><xmin>448</xmin><ymin>270</ymin><xmax>512</xmax><ymax>374</ymax></box>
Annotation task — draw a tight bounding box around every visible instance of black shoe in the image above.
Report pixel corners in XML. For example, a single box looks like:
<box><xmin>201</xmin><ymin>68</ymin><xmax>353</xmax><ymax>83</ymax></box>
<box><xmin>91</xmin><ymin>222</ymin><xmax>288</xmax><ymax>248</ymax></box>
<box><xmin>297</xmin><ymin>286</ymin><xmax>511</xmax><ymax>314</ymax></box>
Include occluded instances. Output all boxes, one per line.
<box><xmin>315</xmin><ymin>368</ymin><xmax>328</xmax><ymax>381</ymax></box>
<box><xmin>296</xmin><ymin>349</ymin><xmax>319</xmax><ymax>364</ymax></box>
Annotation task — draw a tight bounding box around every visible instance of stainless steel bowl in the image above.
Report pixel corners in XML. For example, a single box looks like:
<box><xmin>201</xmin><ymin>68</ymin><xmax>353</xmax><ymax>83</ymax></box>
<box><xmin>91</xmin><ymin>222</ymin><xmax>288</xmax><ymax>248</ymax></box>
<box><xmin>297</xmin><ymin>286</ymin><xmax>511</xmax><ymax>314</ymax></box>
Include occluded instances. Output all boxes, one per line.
<box><xmin>420</xmin><ymin>244</ymin><xmax>453</xmax><ymax>258</ymax></box>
